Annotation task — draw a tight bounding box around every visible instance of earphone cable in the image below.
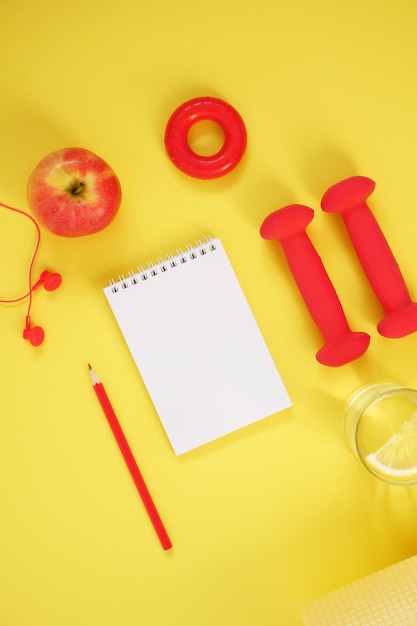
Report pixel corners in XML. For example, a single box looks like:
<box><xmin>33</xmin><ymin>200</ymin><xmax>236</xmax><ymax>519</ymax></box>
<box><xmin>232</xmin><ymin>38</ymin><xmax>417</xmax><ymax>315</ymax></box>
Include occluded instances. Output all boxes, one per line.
<box><xmin>0</xmin><ymin>201</ymin><xmax>41</xmax><ymax>318</ymax></box>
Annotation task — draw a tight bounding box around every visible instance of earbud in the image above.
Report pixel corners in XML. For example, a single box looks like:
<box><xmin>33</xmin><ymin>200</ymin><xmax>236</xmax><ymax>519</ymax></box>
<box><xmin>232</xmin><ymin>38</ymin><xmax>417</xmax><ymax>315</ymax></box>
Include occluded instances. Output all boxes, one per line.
<box><xmin>32</xmin><ymin>270</ymin><xmax>62</xmax><ymax>292</ymax></box>
<box><xmin>23</xmin><ymin>316</ymin><xmax>45</xmax><ymax>347</ymax></box>
<box><xmin>22</xmin><ymin>270</ymin><xmax>62</xmax><ymax>346</ymax></box>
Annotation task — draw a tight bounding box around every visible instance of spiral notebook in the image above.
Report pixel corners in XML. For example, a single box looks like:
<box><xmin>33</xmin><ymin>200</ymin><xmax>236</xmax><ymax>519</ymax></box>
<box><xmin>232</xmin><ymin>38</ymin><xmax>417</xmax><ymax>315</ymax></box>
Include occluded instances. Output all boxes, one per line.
<box><xmin>104</xmin><ymin>237</ymin><xmax>291</xmax><ymax>455</ymax></box>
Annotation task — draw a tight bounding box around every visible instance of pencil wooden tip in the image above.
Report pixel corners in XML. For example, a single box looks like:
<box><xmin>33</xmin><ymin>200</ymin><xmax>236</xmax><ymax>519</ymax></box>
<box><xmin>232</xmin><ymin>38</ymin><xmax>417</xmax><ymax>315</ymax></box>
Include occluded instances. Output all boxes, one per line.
<box><xmin>88</xmin><ymin>364</ymin><xmax>100</xmax><ymax>385</ymax></box>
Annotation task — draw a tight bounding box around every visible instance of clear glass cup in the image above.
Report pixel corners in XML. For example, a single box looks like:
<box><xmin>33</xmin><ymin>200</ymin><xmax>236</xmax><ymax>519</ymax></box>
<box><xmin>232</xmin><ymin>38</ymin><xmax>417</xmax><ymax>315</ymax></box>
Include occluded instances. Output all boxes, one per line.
<box><xmin>344</xmin><ymin>382</ymin><xmax>417</xmax><ymax>486</ymax></box>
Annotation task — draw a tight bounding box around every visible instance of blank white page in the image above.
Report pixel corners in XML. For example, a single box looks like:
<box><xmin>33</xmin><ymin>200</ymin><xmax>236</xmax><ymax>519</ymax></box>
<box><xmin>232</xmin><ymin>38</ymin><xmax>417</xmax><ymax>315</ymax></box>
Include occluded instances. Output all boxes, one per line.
<box><xmin>104</xmin><ymin>238</ymin><xmax>291</xmax><ymax>455</ymax></box>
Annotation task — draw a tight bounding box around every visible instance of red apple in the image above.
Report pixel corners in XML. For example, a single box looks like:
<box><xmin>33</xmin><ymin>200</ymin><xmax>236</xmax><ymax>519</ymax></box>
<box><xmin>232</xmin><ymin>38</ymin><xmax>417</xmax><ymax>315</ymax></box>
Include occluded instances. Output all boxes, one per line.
<box><xmin>27</xmin><ymin>147</ymin><xmax>122</xmax><ymax>237</ymax></box>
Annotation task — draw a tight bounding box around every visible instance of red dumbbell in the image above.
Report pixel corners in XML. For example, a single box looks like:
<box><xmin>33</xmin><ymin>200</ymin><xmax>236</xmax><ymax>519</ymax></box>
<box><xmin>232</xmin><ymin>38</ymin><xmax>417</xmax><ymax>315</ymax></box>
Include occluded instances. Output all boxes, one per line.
<box><xmin>260</xmin><ymin>204</ymin><xmax>370</xmax><ymax>366</ymax></box>
<box><xmin>321</xmin><ymin>176</ymin><xmax>417</xmax><ymax>338</ymax></box>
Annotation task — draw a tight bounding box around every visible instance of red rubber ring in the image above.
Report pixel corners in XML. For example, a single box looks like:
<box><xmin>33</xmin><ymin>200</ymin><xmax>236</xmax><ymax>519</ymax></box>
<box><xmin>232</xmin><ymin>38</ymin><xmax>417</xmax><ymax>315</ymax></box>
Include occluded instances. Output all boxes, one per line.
<box><xmin>164</xmin><ymin>96</ymin><xmax>247</xmax><ymax>179</ymax></box>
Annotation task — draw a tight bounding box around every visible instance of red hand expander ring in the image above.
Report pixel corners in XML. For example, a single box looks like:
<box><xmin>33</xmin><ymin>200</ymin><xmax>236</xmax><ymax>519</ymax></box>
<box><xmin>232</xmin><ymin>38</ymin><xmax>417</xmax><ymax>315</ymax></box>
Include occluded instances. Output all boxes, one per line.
<box><xmin>164</xmin><ymin>97</ymin><xmax>247</xmax><ymax>179</ymax></box>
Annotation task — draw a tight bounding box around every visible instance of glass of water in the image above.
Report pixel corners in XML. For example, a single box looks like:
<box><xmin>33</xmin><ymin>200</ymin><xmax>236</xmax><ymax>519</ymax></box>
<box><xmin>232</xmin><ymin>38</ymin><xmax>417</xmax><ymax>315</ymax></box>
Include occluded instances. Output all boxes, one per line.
<box><xmin>345</xmin><ymin>382</ymin><xmax>417</xmax><ymax>485</ymax></box>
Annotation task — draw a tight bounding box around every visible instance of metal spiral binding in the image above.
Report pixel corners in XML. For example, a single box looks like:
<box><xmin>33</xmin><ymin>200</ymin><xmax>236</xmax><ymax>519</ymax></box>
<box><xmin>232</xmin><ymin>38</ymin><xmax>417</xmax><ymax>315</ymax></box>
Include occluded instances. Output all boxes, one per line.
<box><xmin>109</xmin><ymin>236</ymin><xmax>217</xmax><ymax>293</ymax></box>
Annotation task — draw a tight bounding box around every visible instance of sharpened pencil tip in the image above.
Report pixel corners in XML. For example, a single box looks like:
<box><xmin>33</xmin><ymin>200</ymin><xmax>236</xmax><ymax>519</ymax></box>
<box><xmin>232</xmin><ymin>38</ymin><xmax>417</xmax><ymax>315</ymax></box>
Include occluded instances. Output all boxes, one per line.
<box><xmin>88</xmin><ymin>364</ymin><xmax>100</xmax><ymax>386</ymax></box>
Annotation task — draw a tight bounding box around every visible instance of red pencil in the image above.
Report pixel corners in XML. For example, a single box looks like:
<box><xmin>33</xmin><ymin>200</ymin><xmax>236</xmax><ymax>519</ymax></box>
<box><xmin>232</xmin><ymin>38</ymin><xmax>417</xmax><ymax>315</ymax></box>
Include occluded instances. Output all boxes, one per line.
<box><xmin>88</xmin><ymin>364</ymin><xmax>172</xmax><ymax>551</ymax></box>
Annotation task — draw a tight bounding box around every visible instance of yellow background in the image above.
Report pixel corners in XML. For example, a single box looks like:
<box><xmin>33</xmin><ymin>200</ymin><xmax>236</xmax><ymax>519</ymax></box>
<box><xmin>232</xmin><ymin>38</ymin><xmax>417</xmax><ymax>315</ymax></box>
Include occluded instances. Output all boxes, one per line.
<box><xmin>1</xmin><ymin>1</ymin><xmax>417</xmax><ymax>624</ymax></box>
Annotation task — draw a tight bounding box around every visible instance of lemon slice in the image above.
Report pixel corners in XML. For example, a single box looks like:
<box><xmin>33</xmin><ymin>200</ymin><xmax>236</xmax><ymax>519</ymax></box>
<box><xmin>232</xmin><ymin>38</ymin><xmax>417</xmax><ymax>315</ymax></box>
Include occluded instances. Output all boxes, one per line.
<box><xmin>365</xmin><ymin>410</ymin><xmax>417</xmax><ymax>478</ymax></box>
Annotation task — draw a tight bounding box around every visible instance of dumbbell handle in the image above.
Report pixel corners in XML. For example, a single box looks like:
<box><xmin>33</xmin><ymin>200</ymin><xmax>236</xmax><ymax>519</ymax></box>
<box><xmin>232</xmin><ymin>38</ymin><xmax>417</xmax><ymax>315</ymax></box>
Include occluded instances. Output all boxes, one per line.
<box><xmin>279</xmin><ymin>232</ymin><xmax>353</xmax><ymax>339</ymax></box>
<box><xmin>335</xmin><ymin>205</ymin><xmax>410</xmax><ymax>313</ymax></box>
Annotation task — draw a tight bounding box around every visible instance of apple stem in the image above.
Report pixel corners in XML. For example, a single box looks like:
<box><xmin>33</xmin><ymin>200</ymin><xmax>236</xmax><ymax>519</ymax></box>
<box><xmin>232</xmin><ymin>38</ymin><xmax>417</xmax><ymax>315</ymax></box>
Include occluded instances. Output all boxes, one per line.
<box><xmin>69</xmin><ymin>181</ymin><xmax>85</xmax><ymax>195</ymax></box>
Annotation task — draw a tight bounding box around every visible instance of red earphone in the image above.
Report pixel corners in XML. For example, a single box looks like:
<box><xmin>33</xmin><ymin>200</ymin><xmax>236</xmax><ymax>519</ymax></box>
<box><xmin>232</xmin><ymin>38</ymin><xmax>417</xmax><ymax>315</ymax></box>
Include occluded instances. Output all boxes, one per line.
<box><xmin>22</xmin><ymin>269</ymin><xmax>62</xmax><ymax>346</ymax></box>
<box><xmin>0</xmin><ymin>200</ymin><xmax>62</xmax><ymax>346</ymax></box>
